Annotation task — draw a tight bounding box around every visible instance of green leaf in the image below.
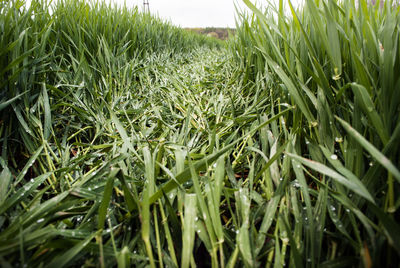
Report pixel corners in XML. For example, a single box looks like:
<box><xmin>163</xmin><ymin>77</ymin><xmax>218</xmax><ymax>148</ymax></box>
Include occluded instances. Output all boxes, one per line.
<box><xmin>319</xmin><ymin>146</ymin><xmax>375</xmax><ymax>204</ymax></box>
<box><xmin>0</xmin><ymin>91</ymin><xmax>28</xmax><ymax>112</ymax></box>
<box><xmin>287</xmin><ymin>153</ymin><xmax>375</xmax><ymax>204</ymax></box>
<box><xmin>0</xmin><ymin>158</ymin><xmax>11</xmax><ymax>204</ymax></box>
<box><xmin>117</xmin><ymin>246</ymin><xmax>131</xmax><ymax>268</ymax></box>
<box><xmin>0</xmin><ymin>172</ymin><xmax>52</xmax><ymax>215</ymax></box>
<box><xmin>237</xmin><ymin>188</ymin><xmax>253</xmax><ymax>267</ymax></box>
<box><xmin>369</xmin><ymin>204</ymin><xmax>400</xmax><ymax>255</ymax></box>
<box><xmin>42</xmin><ymin>83</ymin><xmax>52</xmax><ymax>140</ymax></box>
<box><xmin>48</xmin><ymin>231</ymin><xmax>99</xmax><ymax>268</ymax></box>
<box><xmin>97</xmin><ymin>168</ymin><xmax>118</xmax><ymax>230</ymax></box>
<box><xmin>110</xmin><ymin>109</ymin><xmax>135</xmax><ymax>152</ymax></box>
<box><xmin>280</xmin><ymin>215</ymin><xmax>303</xmax><ymax>268</ymax></box>
<box><xmin>323</xmin><ymin>1</ymin><xmax>342</xmax><ymax>77</ymax></box>
<box><xmin>181</xmin><ymin>194</ymin><xmax>197</xmax><ymax>268</ymax></box>
<box><xmin>117</xmin><ymin>174</ymin><xmax>137</xmax><ymax>212</ymax></box>
<box><xmin>350</xmin><ymin>83</ymin><xmax>388</xmax><ymax>144</ymax></box>
<box><xmin>336</xmin><ymin>116</ymin><xmax>400</xmax><ymax>183</ymax></box>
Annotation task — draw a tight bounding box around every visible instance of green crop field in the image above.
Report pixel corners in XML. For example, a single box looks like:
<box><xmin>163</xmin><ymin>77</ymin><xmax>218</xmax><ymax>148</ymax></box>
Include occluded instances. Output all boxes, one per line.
<box><xmin>0</xmin><ymin>0</ymin><xmax>399</xmax><ymax>267</ymax></box>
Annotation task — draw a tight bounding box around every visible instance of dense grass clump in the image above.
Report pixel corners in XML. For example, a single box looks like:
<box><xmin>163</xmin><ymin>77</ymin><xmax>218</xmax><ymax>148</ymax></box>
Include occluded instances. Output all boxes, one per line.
<box><xmin>0</xmin><ymin>0</ymin><xmax>220</xmax><ymax>177</ymax></box>
<box><xmin>233</xmin><ymin>0</ymin><xmax>400</xmax><ymax>266</ymax></box>
<box><xmin>0</xmin><ymin>0</ymin><xmax>227</xmax><ymax>267</ymax></box>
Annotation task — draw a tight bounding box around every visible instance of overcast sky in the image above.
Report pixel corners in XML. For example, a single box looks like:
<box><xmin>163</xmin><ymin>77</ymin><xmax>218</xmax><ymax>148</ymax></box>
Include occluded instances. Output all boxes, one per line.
<box><xmin>109</xmin><ymin>0</ymin><xmax>303</xmax><ymax>28</ymax></box>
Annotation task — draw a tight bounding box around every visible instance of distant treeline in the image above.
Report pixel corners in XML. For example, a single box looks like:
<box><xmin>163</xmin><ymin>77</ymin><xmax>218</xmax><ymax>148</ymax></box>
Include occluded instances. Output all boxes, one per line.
<box><xmin>185</xmin><ymin>27</ymin><xmax>236</xmax><ymax>40</ymax></box>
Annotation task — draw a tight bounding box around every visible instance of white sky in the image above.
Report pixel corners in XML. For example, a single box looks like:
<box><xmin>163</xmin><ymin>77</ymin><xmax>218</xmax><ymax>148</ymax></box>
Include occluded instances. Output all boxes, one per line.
<box><xmin>109</xmin><ymin>0</ymin><xmax>303</xmax><ymax>28</ymax></box>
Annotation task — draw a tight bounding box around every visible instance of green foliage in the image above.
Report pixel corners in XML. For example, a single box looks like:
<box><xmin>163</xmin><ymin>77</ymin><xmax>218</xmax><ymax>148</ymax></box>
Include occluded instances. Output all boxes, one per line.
<box><xmin>232</xmin><ymin>0</ymin><xmax>400</xmax><ymax>266</ymax></box>
<box><xmin>1</xmin><ymin>0</ymin><xmax>399</xmax><ymax>266</ymax></box>
<box><xmin>0</xmin><ymin>0</ymin><xmax>225</xmax><ymax>266</ymax></box>
<box><xmin>185</xmin><ymin>27</ymin><xmax>236</xmax><ymax>40</ymax></box>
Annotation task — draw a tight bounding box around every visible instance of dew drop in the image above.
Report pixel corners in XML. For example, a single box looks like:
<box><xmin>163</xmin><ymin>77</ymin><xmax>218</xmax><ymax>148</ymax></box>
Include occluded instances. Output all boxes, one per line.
<box><xmin>335</xmin><ymin>137</ymin><xmax>343</xmax><ymax>143</ymax></box>
<box><xmin>37</xmin><ymin>218</ymin><xmax>44</xmax><ymax>223</ymax></box>
<box><xmin>330</xmin><ymin>154</ymin><xmax>338</xmax><ymax>160</ymax></box>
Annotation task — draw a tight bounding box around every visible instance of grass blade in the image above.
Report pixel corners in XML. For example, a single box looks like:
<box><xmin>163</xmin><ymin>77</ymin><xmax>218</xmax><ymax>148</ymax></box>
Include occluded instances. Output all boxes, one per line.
<box><xmin>181</xmin><ymin>194</ymin><xmax>197</xmax><ymax>268</ymax></box>
<box><xmin>97</xmin><ymin>168</ymin><xmax>118</xmax><ymax>230</ymax></box>
<box><xmin>336</xmin><ymin>116</ymin><xmax>400</xmax><ymax>183</ymax></box>
<box><xmin>286</xmin><ymin>153</ymin><xmax>376</xmax><ymax>204</ymax></box>
<box><xmin>48</xmin><ymin>231</ymin><xmax>99</xmax><ymax>268</ymax></box>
